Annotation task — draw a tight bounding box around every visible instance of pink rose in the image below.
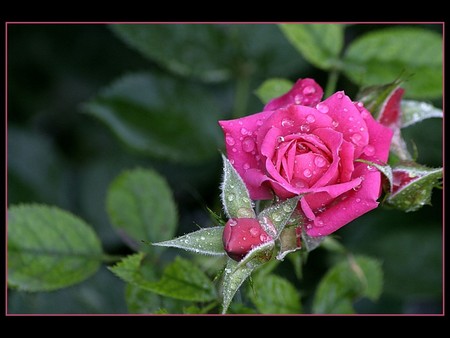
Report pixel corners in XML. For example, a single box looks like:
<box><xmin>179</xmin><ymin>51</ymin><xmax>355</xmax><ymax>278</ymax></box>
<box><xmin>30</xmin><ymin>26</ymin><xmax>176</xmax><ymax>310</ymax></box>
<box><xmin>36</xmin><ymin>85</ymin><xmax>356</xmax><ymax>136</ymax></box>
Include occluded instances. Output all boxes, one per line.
<box><xmin>222</xmin><ymin>218</ymin><xmax>273</xmax><ymax>261</ymax></box>
<box><xmin>219</xmin><ymin>79</ymin><xmax>393</xmax><ymax>237</ymax></box>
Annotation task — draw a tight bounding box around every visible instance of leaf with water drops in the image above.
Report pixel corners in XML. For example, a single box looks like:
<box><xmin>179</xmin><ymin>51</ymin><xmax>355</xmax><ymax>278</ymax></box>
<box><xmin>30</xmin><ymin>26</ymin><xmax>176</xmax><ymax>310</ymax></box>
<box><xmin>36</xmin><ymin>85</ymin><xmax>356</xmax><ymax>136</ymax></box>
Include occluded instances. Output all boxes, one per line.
<box><xmin>312</xmin><ymin>255</ymin><xmax>383</xmax><ymax>314</ymax></box>
<box><xmin>153</xmin><ymin>226</ymin><xmax>226</xmax><ymax>256</ymax></box>
<box><xmin>279</xmin><ymin>24</ymin><xmax>345</xmax><ymax>70</ymax></box>
<box><xmin>237</xmin><ymin>240</ymin><xmax>274</xmax><ymax>269</ymax></box>
<box><xmin>386</xmin><ymin>162</ymin><xmax>442</xmax><ymax>212</ymax></box>
<box><xmin>221</xmin><ymin>258</ymin><xmax>258</xmax><ymax>314</ymax></box>
<box><xmin>356</xmin><ymin>159</ymin><xmax>393</xmax><ymax>193</ymax></box>
<box><xmin>221</xmin><ymin>154</ymin><xmax>255</xmax><ymax>219</ymax></box>
<box><xmin>301</xmin><ymin>228</ymin><xmax>325</xmax><ymax>252</ymax></box>
<box><xmin>356</xmin><ymin>78</ymin><xmax>403</xmax><ymax>121</ymax></box>
<box><xmin>110</xmin><ymin>254</ymin><xmax>217</xmax><ymax>302</ymax></box>
<box><xmin>400</xmin><ymin>100</ymin><xmax>443</xmax><ymax>128</ymax></box>
<box><xmin>255</xmin><ymin>78</ymin><xmax>294</xmax><ymax>104</ymax></box>
<box><xmin>257</xmin><ymin>196</ymin><xmax>300</xmax><ymax>239</ymax></box>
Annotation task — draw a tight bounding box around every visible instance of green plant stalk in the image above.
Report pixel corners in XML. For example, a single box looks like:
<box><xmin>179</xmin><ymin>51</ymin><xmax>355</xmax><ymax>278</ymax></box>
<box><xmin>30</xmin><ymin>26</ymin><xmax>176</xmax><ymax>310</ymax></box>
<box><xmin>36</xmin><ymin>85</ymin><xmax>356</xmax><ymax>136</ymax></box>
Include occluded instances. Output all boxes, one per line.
<box><xmin>324</xmin><ymin>69</ymin><xmax>340</xmax><ymax>98</ymax></box>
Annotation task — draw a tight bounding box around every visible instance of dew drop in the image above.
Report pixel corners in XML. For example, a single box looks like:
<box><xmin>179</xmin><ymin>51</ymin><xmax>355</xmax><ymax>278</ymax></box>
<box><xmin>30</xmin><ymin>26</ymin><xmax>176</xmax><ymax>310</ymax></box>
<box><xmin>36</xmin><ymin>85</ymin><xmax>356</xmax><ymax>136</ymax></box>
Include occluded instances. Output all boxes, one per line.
<box><xmin>201</xmin><ymin>236</ymin><xmax>205</xmax><ymax>240</ymax></box>
<box><xmin>242</xmin><ymin>237</ymin><xmax>247</xmax><ymax>241</ymax></box>
<box><xmin>332</xmin><ymin>120</ymin><xmax>339</xmax><ymax>128</ymax></box>
<box><xmin>303</xmin><ymin>168</ymin><xmax>312</xmax><ymax>178</ymax></box>
<box><xmin>243</xmin><ymin>163</ymin><xmax>250</xmax><ymax>170</ymax></box>
<box><xmin>316</xmin><ymin>218</ymin><xmax>324</xmax><ymax>227</ymax></box>
<box><xmin>357</xmin><ymin>102</ymin><xmax>364</xmax><ymax>108</ymax></box>
<box><xmin>294</xmin><ymin>179</ymin><xmax>307</xmax><ymax>188</ymax></box>
<box><xmin>273</xmin><ymin>213</ymin><xmax>282</xmax><ymax>222</ymax></box>
<box><xmin>360</xmin><ymin>127</ymin><xmax>365</xmax><ymax>132</ymax></box>
<box><xmin>283</xmin><ymin>204</ymin><xmax>293</xmax><ymax>212</ymax></box>
<box><xmin>314</xmin><ymin>156</ymin><xmax>326</xmax><ymax>168</ymax></box>
<box><xmin>351</xmin><ymin>133</ymin><xmax>362</xmax><ymax>145</ymax></box>
<box><xmin>363</xmin><ymin>144</ymin><xmax>375</xmax><ymax>156</ymax></box>
<box><xmin>353</xmin><ymin>184</ymin><xmax>361</xmax><ymax>191</ymax></box>
<box><xmin>225</xmin><ymin>135</ymin><xmax>235</xmax><ymax>146</ymax></box>
<box><xmin>356</xmin><ymin>198</ymin><xmax>361</xmax><ymax>203</ymax></box>
<box><xmin>349</xmin><ymin>116</ymin><xmax>354</xmax><ymax>121</ymax></box>
<box><xmin>300</xmin><ymin>124</ymin><xmax>310</xmax><ymax>132</ymax></box>
<box><xmin>260</xmin><ymin>234</ymin><xmax>269</xmax><ymax>242</ymax></box>
<box><xmin>306</xmin><ymin>114</ymin><xmax>316</xmax><ymax>123</ymax></box>
<box><xmin>303</xmin><ymin>85</ymin><xmax>316</xmax><ymax>95</ymax></box>
<box><xmin>316</xmin><ymin>103</ymin><xmax>329</xmax><ymax>113</ymax></box>
<box><xmin>306</xmin><ymin>224</ymin><xmax>312</xmax><ymax>230</ymax></box>
<box><xmin>360</xmin><ymin>111</ymin><xmax>369</xmax><ymax>119</ymax></box>
<box><xmin>282</xmin><ymin>118</ymin><xmax>294</xmax><ymax>127</ymax></box>
<box><xmin>230</xmin><ymin>159</ymin><xmax>235</xmax><ymax>164</ymax></box>
<box><xmin>227</xmin><ymin>194</ymin><xmax>235</xmax><ymax>201</ymax></box>
<box><xmin>294</xmin><ymin>94</ymin><xmax>303</xmax><ymax>104</ymax></box>
<box><xmin>257</xmin><ymin>119</ymin><xmax>264</xmax><ymax>126</ymax></box>
<box><xmin>240</xmin><ymin>127</ymin><xmax>248</xmax><ymax>135</ymax></box>
<box><xmin>247</xmin><ymin>227</ymin><xmax>258</xmax><ymax>238</ymax></box>
<box><xmin>232</xmin><ymin>148</ymin><xmax>237</xmax><ymax>153</ymax></box>
<box><xmin>367</xmin><ymin>165</ymin><xmax>375</xmax><ymax>171</ymax></box>
<box><xmin>277</xmin><ymin>136</ymin><xmax>285</xmax><ymax>143</ymax></box>
<box><xmin>337</xmin><ymin>93</ymin><xmax>343</xmax><ymax>99</ymax></box>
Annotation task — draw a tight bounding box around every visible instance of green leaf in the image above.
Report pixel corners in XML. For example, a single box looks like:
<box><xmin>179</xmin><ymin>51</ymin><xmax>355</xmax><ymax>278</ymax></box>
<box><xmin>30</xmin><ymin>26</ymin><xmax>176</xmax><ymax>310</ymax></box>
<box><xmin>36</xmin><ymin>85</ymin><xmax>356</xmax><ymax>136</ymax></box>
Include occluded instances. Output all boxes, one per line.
<box><xmin>313</xmin><ymin>255</ymin><xmax>383</xmax><ymax>314</ymax></box>
<box><xmin>83</xmin><ymin>72</ymin><xmax>222</xmax><ymax>163</ymax></box>
<box><xmin>400</xmin><ymin>100</ymin><xmax>443</xmax><ymax>128</ymax></box>
<box><xmin>276</xmin><ymin>226</ymin><xmax>301</xmax><ymax>261</ymax></box>
<box><xmin>221</xmin><ymin>259</ymin><xmax>254</xmax><ymax>314</ymax></box>
<box><xmin>237</xmin><ymin>240</ymin><xmax>274</xmax><ymax>269</ymax></box>
<box><xmin>221</xmin><ymin>154</ymin><xmax>255</xmax><ymax>219</ymax></box>
<box><xmin>387</xmin><ymin>163</ymin><xmax>442</xmax><ymax>212</ymax></box>
<box><xmin>356</xmin><ymin>159</ymin><xmax>393</xmax><ymax>193</ymax></box>
<box><xmin>153</xmin><ymin>226</ymin><xmax>226</xmax><ymax>256</ymax></box>
<box><xmin>106</xmin><ymin>168</ymin><xmax>177</xmax><ymax>252</ymax></box>
<box><xmin>126</xmin><ymin>283</ymin><xmax>186</xmax><ymax>314</ymax></box>
<box><xmin>356</xmin><ymin>78</ymin><xmax>403</xmax><ymax>120</ymax></box>
<box><xmin>8</xmin><ymin>204</ymin><xmax>103</xmax><ymax>292</ymax></box>
<box><xmin>110</xmin><ymin>254</ymin><xmax>216</xmax><ymax>302</ymax></box>
<box><xmin>279</xmin><ymin>24</ymin><xmax>345</xmax><ymax>70</ymax></box>
<box><xmin>344</xmin><ymin>27</ymin><xmax>443</xmax><ymax>99</ymax></box>
<box><xmin>249</xmin><ymin>274</ymin><xmax>301</xmax><ymax>314</ymax></box>
<box><xmin>257</xmin><ymin>196</ymin><xmax>300</xmax><ymax>239</ymax></box>
<box><xmin>110</xmin><ymin>24</ymin><xmax>232</xmax><ymax>83</ymax></box>
<box><xmin>255</xmin><ymin>78</ymin><xmax>294</xmax><ymax>104</ymax></box>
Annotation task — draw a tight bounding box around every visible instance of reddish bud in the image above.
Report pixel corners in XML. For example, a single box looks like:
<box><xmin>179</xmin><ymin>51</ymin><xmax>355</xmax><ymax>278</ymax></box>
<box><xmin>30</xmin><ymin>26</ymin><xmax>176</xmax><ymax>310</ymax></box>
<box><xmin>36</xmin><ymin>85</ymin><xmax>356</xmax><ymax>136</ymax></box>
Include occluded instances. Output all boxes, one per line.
<box><xmin>222</xmin><ymin>218</ymin><xmax>273</xmax><ymax>261</ymax></box>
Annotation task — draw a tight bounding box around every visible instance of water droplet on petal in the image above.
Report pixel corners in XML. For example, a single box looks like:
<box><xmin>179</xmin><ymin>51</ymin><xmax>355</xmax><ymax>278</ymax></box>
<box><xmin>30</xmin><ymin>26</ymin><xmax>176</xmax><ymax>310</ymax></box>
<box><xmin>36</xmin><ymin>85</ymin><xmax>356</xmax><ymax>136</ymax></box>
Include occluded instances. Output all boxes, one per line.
<box><xmin>314</xmin><ymin>156</ymin><xmax>326</xmax><ymax>168</ymax></box>
<box><xmin>249</xmin><ymin>227</ymin><xmax>259</xmax><ymax>237</ymax></box>
<box><xmin>282</xmin><ymin>118</ymin><xmax>294</xmax><ymax>127</ymax></box>
<box><xmin>303</xmin><ymin>169</ymin><xmax>312</xmax><ymax>178</ymax></box>
<box><xmin>243</xmin><ymin>163</ymin><xmax>250</xmax><ymax>170</ymax></box>
<box><xmin>367</xmin><ymin>165</ymin><xmax>375</xmax><ymax>171</ymax></box>
<box><xmin>242</xmin><ymin>137</ymin><xmax>255</xmax><ymax>153</ymax></box>
<box><xmin>363</xmin><ymin>144</ymin><xmax>375</xmax><ymax>156</ymax></box>
<box><xmin>357</xmin><ymin>102</ymin><xmax>364</xmax><ymax>108</ymax></box>
<box><xmin>294</xmin><ymin>94</ymin><xmax>303</xmax><ymax>104</ymax></box>
<box><xmin>240</xmin><ymin>127</ymin><xmax>248</xmax><ymax>135</ymax></box>
<box><xmin>349</xmin><ymin>116</ymin><xmax>354</xmax><ymax>121</ymax></box>
<box><xmin>260</xmin><ymin>234</ymin><xmax>269</xmax><ymax>242</ymax></box>
<box><xmin>257</xmin><ymin>119</ymin><xmax>264</xmax><ymax>126</ymax></box>
<box><xmin>353</xmin><ymin>184</ymin><xmax>361</xmax><ymax>191</ymax></box>
<box><xmin>306</xmin><ymin>224</ymin><xmax>312</xmax><ymax>230</ymax></box>
<box><xmin>337</xmin><ymin>93</ymin><xmax>343</xmax><ymax>99</ymax></box>
<box><xmin>232</xmin><ymin>148</ymin><xmax>237</xmax><ymax>153</ymax></box>
<box><xmin>351</xmin><ymin>133</ymin><xmax>362</xmax><ymax>145</ymax></box>
<box><xmin>306</xmin><ymin>114</ymin><xmax>316</xmax><ymax>123</ymax></box>
<box><xmin>277</xmin><ymin>136</ymin><xmax>285</xmax><ymax>143</ymax></box>
<box><xmin>356</xmin><ymin>198</ymin><xmax>361</xmax><ymax>203</ymax></box>
<box><xmin>316</xmin><ymin>103</ymin><xmax>329</xmax><ymax>113</ymax></box>
<box><xmin>230</xmin><ymin>159</ymin><xmax>235</xmax><ymax>164</ymax></box>
<box><xmin>360</xmin><ymin>127</ymin><xmax>365</xmax><ymax>132</ymax></box>
<box><xmin>303</xmin><ymin>85</ymin><xmax>316</xmax><ymax>95</ymax></box>
<box><xmin>316</xmin><ymin>218</ymin><xmax>324</xmax><ymax>227</ymax></box>
<box><xmin>300</xmin><ymin>124</ymin><xmax>310</xmax><ymax>132</ymax></box>
<box><xmin>332</xmin><ymin>120</ymin><xmax>339</xmax><ymax>128</ymax></box>
<box><xmin>225</xmin><ymin>135</ymin><xmax>235</xmax><ymax>146</ymax></box>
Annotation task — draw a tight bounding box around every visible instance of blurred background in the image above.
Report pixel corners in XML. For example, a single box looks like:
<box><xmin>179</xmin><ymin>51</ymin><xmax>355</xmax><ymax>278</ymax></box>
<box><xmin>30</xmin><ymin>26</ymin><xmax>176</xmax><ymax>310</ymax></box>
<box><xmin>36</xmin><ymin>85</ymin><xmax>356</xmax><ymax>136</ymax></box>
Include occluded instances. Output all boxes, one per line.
<box><xmin>7</xmin><ymin>23</ymin><xmax>443</xmax><ymax>314</ymax></box>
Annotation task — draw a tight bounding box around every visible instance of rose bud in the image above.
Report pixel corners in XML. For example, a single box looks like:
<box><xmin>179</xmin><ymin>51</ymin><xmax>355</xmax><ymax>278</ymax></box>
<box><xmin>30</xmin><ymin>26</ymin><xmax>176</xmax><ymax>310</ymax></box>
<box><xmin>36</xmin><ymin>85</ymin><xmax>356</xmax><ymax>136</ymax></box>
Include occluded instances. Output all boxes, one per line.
<box><xmin>222</xmin><ymin>218</ymin><xmax>273</xmax><ymax>261</ymax></box>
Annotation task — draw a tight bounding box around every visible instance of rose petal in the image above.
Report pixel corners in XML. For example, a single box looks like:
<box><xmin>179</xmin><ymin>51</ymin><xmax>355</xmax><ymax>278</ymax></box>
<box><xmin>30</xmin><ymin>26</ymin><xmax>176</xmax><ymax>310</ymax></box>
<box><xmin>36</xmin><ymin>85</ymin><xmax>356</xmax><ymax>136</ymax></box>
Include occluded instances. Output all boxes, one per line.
<box><xmin>256</xmin><ymin>104</ymin><xmax>333</xmax><ymax>152</ymax></box>
<box><xmin>264</xmin><ymin>78</ymin><xmax>323</xmax><ymax>111</ymax></box>
<box><xmin>360</xmin><ymin>107</ymin><xmax>393</xmax><ymax>163</ymax></box>
<box><xmin>305</xmin><ymin>164</ymin><xmax>381</xmax><ymax>237</ymax></box>
<box><xmin>320</xmin><ymin>91</ymin><xmax>369</xmax><ymax>157</ymax></box>
<box><xmin>219</xmin><ymin>110</ymin><xmax>272</xmax><ymax>190</ymax></box>
<box><xmin>338</xmin><ymin>140</ymin><xmax>355</xmax><ymax>182</ymax></box>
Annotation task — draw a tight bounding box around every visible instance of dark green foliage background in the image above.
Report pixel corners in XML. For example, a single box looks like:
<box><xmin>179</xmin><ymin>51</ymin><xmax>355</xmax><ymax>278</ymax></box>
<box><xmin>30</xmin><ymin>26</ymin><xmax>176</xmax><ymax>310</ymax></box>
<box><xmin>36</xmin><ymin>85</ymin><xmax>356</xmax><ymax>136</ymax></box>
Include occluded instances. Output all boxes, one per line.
<box><xmin>7</xmin><ymin>24</ymin><xmax>442</xmax><ymax>314</ymax></box>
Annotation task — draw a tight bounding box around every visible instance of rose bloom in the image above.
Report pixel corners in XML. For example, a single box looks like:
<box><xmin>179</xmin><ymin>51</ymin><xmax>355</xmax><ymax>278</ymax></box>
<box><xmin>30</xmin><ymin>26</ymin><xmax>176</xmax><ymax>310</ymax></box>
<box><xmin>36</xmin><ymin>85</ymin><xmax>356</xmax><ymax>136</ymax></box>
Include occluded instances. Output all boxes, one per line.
<box><xmin>219</xmin><ymin>79</ymin><xmax>393</xmax><ymax>237</ymax></box>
